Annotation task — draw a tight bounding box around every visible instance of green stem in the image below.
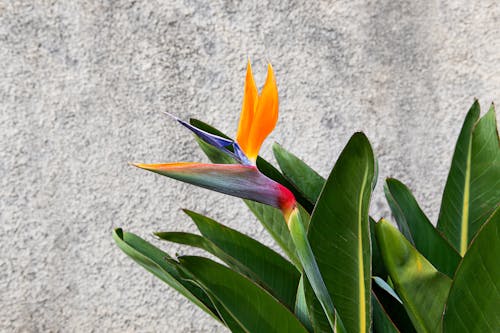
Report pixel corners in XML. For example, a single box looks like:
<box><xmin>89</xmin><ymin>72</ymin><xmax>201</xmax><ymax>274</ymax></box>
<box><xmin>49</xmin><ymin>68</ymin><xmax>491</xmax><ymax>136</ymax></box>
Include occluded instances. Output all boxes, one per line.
<box><xmin>287</xmin><ymin>208</ymin><xmax>346</xmax><ymax>333</ymax></box>
<box><xmin>295</xmin><ymin>275</ymin><xmax>313</xmax><ymax>332</ymax></box>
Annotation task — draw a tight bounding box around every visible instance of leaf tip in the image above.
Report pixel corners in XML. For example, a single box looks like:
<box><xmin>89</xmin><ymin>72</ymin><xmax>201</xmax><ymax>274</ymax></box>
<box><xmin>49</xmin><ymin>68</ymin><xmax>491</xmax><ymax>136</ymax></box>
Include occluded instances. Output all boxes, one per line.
<box><xmin>271</xmin><ymin>141</ymin><xmax>282</xmax><ymax>151</ymax></box>
<box><xmin>113</xmin><ymin>228</ymin><xmax>124</xmax><ymax>241</ymax></box>
<box><xmin>182</xmin><ymin>208</ymin><xmax>197</xmax><ymax>218</ymax></box>
<box><xmin>130</xmin><ymin>162</ymin><xmax>146</xmax><ymax>169</ymax></box>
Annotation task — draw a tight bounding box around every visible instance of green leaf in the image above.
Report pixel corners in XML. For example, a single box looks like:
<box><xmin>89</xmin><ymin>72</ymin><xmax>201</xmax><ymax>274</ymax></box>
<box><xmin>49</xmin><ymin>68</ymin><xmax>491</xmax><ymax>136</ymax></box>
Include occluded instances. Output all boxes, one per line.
<box><xmin>372</xmin><ymin>291</ymin><xmax>401</xmax><ymax>333</ymax></box>
<box><xmin>161</xmin><ymin>209</ymin><xmax>300</xmax><ymax>310</ymax></box>
<box><xmin>155</xmin><ymin>231</ymin><xmax>206</xmax><ymax>248</ymax></box>
<box><xmin>178</xmin><ymin>256</ymin><xmax>310</xmax><ymax>333</ymax></box>
<box><xmin>273</xmin><ymin>143</ymin><xmax>325</xmax><ymax>204</ymax></box>
<box><xmin>112</xmin><ymin>229</ymin><xmax>221</xmax><ymax>322</ymax></box>
<box><xmin>443</xmin><ymin>206</ymin><xmax>500</xmax><ymax>333</ymax></box>
<box><xmin>384</xmin><ymin>178</ymin><xmax>461</xmax><ymax>277</ymax></box>
<box><xmin>171</xmin><ymin>260</ymin><xmax>247</xmax><ymax>332</ymax></box>
<box><xmin>307</xmin><ymin>132</ymin><xmax>375</xmax><ymax>333</ymax></box>
<box><xmin>190</xmin><ymin>118</ymin><xmax>314</xmax><ymax>212</ymax></box>
<box><xmin>156</xmin><ymin>231</ymin><xmax>299</xmax><ymax>312</ymax></box>
<box><xmin>208</xmin><ymin>299</ymin><xmax>247</xmax><ymax>333</ymax></box>
<box><xmin>467</xmin><ymin>106</ymin><xmax>500</xmax><ymax>244</ymax></box>
<box><xmin>375</xmin><ymin>219</ymin><xmax>452</xmax><ymax>333</ymax></box>
<box><xmin>437</xmin><ymin>102</ymin><xmax>500</xmax><ymax>255</ymax></box>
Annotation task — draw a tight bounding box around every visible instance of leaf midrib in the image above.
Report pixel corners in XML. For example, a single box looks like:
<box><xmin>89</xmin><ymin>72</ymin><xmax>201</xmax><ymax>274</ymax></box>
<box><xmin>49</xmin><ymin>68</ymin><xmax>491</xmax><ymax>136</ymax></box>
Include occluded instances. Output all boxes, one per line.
<box><xmin>358</xmin><ymin>162</ymin><xmax>369</xmax><ymax>333</ymax></box>
<box><xmin>460</xmin><ymin>138</ymin><xmax>472</xmax><ymax>256</ymax></box>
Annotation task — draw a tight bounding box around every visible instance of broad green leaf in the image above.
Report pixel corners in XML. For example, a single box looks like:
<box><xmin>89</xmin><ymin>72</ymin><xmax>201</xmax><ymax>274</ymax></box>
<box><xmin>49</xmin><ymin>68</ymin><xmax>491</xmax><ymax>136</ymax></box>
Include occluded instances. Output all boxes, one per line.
<box><xmin>307</xmin><ymin>133</ymin><xmax>375</xmax><ymax>333</ymax></box>
<box><xmin>178</xmin><ymin>256</ymin><xmax>310</xmax><ymax>333</ymax></box>
<box><xmin>437</xmin><ymin>102</ymin><xmax>500</xmax><ymax>255</ymax></box>
<box><xmin>384</xmin><ymin>178</ymin><xmax>461</xmax><ymax>277</ymax></box>
<box><xmin>112</xmin><ymin>229</ymin><xmax>221</xmax><ymax>322</ymax></box>
<box><xmin>443</xmin><ymin>206</ymin><xmax>500</xmax><ymax>333</ymax></box>
<box><xmin>437</xmin><ymin>102</ymin><xmax>480</xmax><ymax>253</ymax></box>
<box><xmin>372</xmin><ymin>291</ymin><xmax>400</xmax><ymax>333</ymax></box>
<box><xmin>467</xmin><ymin>106</ymin><xmax>500</xmax><ymax>246</ymax></box>
<box><xmin>156</xmin><ymin>231</ymin><xmax>298</xmax><ymax>312</ymax></box>
<box><xmin>375</xmin><ymin>219</ymin><xmax>452</xmax><ymax>333</ymax></box>
<box><xmin>163</xmin><ymin>209</ymin><xmax>300</xmax><ymax>310</ymax></box>
<box><xmin>273</xmin><ymin>143</ymin><xmax>325</xmax><ymax>204</ymax></box>
<box><xmin>190</xmin><ymin>118</ymin><xmax>314</xmax><ymax>212</ymax></box>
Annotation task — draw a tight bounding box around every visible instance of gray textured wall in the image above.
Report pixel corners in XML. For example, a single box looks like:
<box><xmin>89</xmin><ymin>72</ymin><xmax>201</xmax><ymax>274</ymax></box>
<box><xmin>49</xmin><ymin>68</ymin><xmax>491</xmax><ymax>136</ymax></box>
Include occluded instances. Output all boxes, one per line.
<box><xmin>1</xmin><ymin>1</ymin><xmax>499</xmax><ymax>332</ymax></box>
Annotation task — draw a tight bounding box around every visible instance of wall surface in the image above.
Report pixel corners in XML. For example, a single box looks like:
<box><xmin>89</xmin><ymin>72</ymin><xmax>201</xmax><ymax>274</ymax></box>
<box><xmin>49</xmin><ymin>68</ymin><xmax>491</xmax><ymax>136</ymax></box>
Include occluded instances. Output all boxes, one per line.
<box><xmin>1</xmin><ymin>1</ymin><xmax>499</xmax><ymax>332</ymax></box>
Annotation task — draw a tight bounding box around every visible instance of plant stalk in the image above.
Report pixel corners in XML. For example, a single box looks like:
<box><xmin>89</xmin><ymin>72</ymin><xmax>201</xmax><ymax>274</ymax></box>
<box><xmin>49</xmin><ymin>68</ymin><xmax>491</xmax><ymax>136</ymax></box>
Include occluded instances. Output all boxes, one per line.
<box><xmin>287</xmin><ymin>207</ymin><xmax>346</xmax><ymax>333</ymax></box>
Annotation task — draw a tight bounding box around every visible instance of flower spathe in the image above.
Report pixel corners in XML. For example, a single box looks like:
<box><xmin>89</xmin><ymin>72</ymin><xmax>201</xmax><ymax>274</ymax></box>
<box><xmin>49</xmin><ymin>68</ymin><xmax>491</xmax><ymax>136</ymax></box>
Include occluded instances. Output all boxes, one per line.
<box><xmin>132</xmin><ymin>162</ymin><xmax>295</xmax><ymax>214</ymax></box>
<box><xmin>133</xmin><ymin>61</ymin><xmax>296</xmax><ymax>217</ymax></box>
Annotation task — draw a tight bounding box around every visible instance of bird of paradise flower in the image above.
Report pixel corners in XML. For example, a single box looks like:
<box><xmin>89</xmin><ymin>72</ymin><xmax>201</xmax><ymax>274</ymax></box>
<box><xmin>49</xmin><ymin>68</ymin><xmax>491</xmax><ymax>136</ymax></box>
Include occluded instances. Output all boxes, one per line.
<box><xmin>132</xmin><ymin>61</ymin><xmax>345</xmax><ymax>332</ymax></box>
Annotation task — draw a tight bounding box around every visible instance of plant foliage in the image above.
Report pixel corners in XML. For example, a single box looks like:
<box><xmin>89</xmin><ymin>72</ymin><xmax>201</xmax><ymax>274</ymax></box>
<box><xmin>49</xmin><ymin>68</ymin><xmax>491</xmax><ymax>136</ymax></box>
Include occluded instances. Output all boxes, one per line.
<box><xmin>115</xmin><ymin>101</ymin><xmax>499</xmax><ymax>333</ymax></box>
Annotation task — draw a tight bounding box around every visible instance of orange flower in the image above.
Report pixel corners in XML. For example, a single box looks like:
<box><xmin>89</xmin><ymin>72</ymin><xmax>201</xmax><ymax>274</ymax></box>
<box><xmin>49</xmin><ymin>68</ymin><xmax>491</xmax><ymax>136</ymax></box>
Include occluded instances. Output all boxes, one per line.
<box><xmin>236</xmin><ymin>61</ymin><xmax>279</xmax><ymax>163</ymax></box>
<box><xmin>132</xmin><ymin>61</ymin><xmax>295</xmax><ymax>215</ymax></box>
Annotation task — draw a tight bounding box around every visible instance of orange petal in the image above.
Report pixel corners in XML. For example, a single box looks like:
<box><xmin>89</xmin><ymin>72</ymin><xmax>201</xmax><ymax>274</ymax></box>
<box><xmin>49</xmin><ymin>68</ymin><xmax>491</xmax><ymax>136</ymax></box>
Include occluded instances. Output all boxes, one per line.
<box><xmin>245</xmin><ymin>63</ymin><xmax>279</xmax><ymax>161</ymax></box>
<box><xmin>236</xmin><ymin>60</ymin><xmax>258</xmax><ymax>155</ymax></box>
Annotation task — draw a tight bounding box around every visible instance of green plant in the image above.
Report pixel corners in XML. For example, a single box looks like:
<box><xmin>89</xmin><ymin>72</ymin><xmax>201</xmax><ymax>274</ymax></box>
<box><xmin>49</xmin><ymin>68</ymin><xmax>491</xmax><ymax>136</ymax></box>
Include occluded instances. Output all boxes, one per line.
<box><xmin>378</xmin><ymin>101</ymin><xmax>500</xmax><ymax>333</ymax></box>
<box><xmin>114</xmin><ymin>63</ymin><xmax>500</xmax><ymax>333</ymax></box>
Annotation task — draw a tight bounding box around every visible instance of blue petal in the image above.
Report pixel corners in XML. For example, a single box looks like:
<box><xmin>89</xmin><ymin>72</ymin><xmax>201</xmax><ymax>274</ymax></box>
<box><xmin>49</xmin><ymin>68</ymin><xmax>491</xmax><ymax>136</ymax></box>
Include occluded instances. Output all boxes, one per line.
<box><xmin>233</xmin><ymin>142</ymin><xmax>252</xmax><ymax>165</ymax></box>
<box><xmin>163</xmin><ymin>112</ymin><xmax>252</xmax><ymax>165</ymax></box>
<box><xmin>176</xmin><ymin>118</ymin><xmax>233</xmax><ymax>148</ymax></box>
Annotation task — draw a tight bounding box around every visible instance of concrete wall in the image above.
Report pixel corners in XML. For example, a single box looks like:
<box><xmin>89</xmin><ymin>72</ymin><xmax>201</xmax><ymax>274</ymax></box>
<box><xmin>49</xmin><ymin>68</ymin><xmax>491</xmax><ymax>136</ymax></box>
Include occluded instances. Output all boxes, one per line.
<box><xmin>1</xmin><ymin>1</ymin><xmax>499</xmax><ymax>332</ymax></box>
